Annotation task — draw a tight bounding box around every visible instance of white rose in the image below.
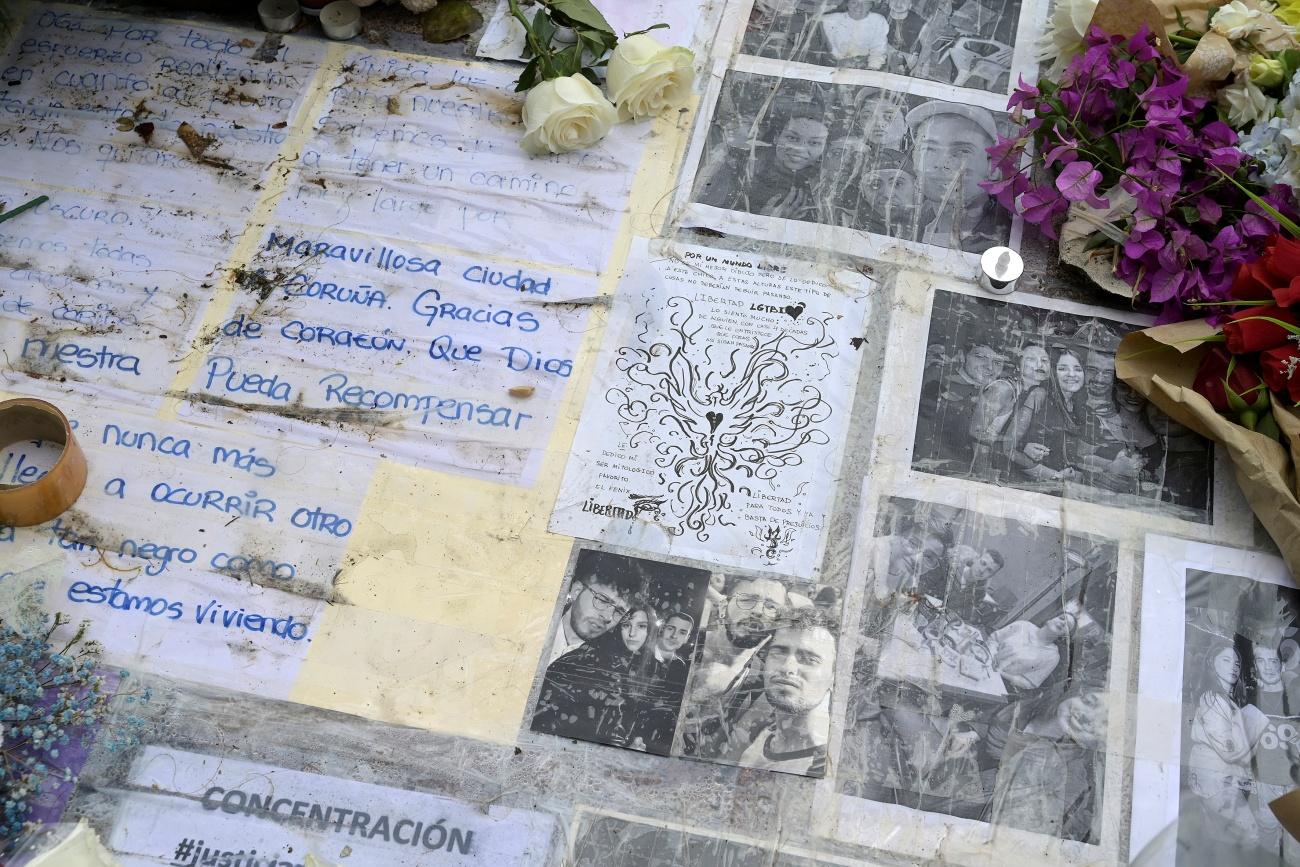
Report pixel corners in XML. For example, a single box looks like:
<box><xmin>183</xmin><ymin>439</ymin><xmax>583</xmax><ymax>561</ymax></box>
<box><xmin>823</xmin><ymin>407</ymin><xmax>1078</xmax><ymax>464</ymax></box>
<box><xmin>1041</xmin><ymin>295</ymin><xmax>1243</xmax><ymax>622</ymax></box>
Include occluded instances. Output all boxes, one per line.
<box><xmin>519</xmin><ymin>73</ymin><xmax>617</xmax><ymax>155</ymax></box>
<box><xmin>1038</xmin><ymin>0</ymin><xmax>1098</xmax><ymax>68</ymax></box>
<box><xmin>1220</xmin><ymin>77</ymin><xmax>1278</xmax><ymax>127</ymax></box>
<box><xmin>1211</xmin><ymin>0</ymin><xmax>1264</xmax><ymax>40</ymax></box>
<box><xmin>606</xmin><ymin>34</ymin><xmax>696</xmax><ymax>122</ymax></box>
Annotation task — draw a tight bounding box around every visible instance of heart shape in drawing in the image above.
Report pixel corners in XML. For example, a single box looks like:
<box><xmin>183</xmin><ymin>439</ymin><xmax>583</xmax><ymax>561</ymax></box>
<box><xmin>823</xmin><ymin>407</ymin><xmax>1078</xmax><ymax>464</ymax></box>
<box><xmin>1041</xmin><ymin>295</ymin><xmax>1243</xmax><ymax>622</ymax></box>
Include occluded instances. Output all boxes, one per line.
<box><xmin>705</xmin><ymin>411</ymin><xmax>723</xmax><ymax>432</ymax></box>
<box><xmin>783</xmin><ymin>302</ymin><xmax>805</xmax><ymax>321</ymax></box>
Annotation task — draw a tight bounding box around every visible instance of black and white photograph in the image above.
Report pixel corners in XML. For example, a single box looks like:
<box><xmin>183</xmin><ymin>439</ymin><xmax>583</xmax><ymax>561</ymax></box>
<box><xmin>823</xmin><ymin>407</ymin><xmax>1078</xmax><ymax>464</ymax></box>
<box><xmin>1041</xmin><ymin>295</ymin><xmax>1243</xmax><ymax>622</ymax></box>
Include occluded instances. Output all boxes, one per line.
<box><xmin>690</xmin><ymin>70</ymin><xmax>1012</xmax><ymax>254</ymax></box>
<box><xmin>570</xmin><ymin>811</ymin><xmax>846</xmax><ymax>866</ymax></box>
<box><xmin>742</xmin><ymin>0</ymin><xmax>1023</xmax><ymax>94</ymax></box>
<box><xmin>675</xmin><ymin>576</ymin><xmax>842</xmax><ymax>777</ymax></box>
<box><xmin>531</xmin><ymin>548</ymin><xmax>711</xmax><ymax>756</ymax></box>
<box><xmin>912</xmin><ymin>290</ymin><xmax>1215</xmax><ymax>520</ymax></box>
<box><xmin>837</xmin><ymin>497</ymin><xmax>1118</xmax><ymax>842</ymax></box>
<box><xmin>1172</xmin><ymin>569</ymin><xmax>1300</xmax><ymax>865</ymax></box>
<box><xmin>1133</xmin><ymin>538</ymin><xmax>1300</xmax><ymax>867</ymax></box>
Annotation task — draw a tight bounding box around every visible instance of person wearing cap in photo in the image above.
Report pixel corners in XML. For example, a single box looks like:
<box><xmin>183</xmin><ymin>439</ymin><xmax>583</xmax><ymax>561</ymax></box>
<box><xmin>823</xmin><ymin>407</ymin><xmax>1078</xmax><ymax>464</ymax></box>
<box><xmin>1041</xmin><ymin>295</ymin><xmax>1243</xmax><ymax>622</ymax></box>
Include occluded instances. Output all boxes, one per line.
<box><xmin>905</xmin><ymin>100</ymin><xmax>1006</xmax><ymax>253</ymax></box>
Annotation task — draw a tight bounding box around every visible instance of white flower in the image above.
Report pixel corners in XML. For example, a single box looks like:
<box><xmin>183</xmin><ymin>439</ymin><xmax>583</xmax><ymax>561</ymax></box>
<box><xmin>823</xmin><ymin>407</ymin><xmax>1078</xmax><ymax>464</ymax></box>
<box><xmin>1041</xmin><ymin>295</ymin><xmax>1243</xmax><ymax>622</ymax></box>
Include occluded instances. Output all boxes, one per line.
<box><xmin>1211</xmin><ymin>0</ymin><xmax>1264</xmax><ymax>40</ymax></box>
<box><xmin>1220</xmin><ymin>77</ymin><xmax>1279</xmax><ymax>127</ymax></box>
<box><xmin>1038</xmin><ymin>0</ymin><xmax>1098</xmax><ymax>68</ymax></box>
<box><xmin>518</xmin><ymin>74</ymin><xmax>617</xmax><ymax>155</ymax></box>
<box><xmin>606</xmin><ymin>34</ymin><xmax>696</xmax><ymax>122</ymax></box>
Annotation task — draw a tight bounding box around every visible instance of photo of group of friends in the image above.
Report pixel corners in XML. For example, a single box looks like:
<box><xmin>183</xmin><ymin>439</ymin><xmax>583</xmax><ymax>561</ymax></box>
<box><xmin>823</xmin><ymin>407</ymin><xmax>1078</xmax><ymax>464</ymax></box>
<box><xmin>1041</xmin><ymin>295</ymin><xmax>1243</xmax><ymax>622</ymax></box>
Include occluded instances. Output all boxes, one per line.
<box><xmin>1177</xmin><ymin>570</ymin><xmax>1300</xmax><ymax>865</ymax></box>
<box><xmin>743</xmin><ymin>0</ymin><xmax>1023</xmax><ymax>94</ymax></box>
<box><xmin>913</xmin><ymin>290</ymin><xmax>1215</xmax><ymax>520</ymax></box>
<box><xmin>569</xmin><ymin>812</ymin><xmax>842</xmax><ymax>867</ymax></box>
<box><xmin>532</xmin><ymin>549</ymin><xmax>710</xmax><ymax>756</ymax></box>
<box><xmin>530</xmin><ymin>547</ymin><xmax>841</xmax><ymax>778</ymax></box>
<box><xmin>690</xmin><ymin>71</ymin><xmax>1012</xmax><ymax>254</ymax></box>
<box><xmin>838</xmin><ymin>497</ymin><xmax>1118</xmax><ymax>842</ymax></box>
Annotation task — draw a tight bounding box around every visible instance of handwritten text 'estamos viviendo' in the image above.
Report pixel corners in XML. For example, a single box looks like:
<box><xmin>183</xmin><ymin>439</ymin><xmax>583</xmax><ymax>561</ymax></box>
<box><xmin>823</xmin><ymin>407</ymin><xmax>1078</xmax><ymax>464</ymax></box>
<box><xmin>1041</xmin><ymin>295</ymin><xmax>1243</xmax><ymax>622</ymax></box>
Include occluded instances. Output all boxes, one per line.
<box><xmin>65</xmin><ymin>578</ymin><xmax>310</xmax><ymax>641</ymax></box>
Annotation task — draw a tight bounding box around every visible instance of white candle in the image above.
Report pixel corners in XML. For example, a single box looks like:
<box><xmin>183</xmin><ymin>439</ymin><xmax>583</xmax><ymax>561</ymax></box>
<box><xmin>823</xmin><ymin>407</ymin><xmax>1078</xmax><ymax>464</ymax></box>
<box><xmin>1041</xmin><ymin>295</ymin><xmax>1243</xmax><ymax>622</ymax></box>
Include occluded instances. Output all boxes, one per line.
<box><xmin>320</xmin><ymin>0</ymin><xmax>362</xmax><ymax>40</ymax></box>
<box><xmin>257</xmin><ymin>0</ymin><xmax>300</xmax><ymax>32</ymax></box>
<box><xmin>979</xmin><ymin>246</ymin><xmax>1023</xmax><ymax>295</ymax></box>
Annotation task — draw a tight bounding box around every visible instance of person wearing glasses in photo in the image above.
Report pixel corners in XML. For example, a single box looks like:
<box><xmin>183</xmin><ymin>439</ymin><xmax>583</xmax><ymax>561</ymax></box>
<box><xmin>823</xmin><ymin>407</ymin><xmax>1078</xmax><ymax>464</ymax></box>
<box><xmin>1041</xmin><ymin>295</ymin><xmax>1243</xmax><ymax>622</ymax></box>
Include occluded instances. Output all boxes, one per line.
<box><xmin>679</xmin><ymin>576</ymin><xmax>792</xmax><ymax>759</ymax></box>
<box><xmin>546</xmin><ymin>550</ymin><xmax>643</xmax><ymax>667</ymax></box>
<box><xmin>693</xmin><ymin>576</ymin><xmax>790</xmax><ymax>701</ymax></box>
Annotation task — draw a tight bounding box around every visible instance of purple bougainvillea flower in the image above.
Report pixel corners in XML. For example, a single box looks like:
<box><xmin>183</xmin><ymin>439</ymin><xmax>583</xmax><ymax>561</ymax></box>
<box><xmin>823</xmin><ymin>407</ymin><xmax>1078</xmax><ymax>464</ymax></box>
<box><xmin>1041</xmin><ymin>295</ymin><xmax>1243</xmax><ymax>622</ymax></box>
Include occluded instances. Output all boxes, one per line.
<box><xmin>980</xmin><ymin>171</ymin><xmax>1030</xmax><ymax>211</ymax></box>
<box><xmin>1043</xmin><ymin>142</ymin><xmax>1080</xmax><ymax>167</ymax></box>
<box><xmin>1016</xmin><ymin>187</ymin><xmax>1068</xmax><ymax>236</ymax></box>
<box><xmin>984</xmin><ymin>22</ymin><xmax>1294</xmax><ymax>319</ymax></box>
<box><xmin>1201</xmin><ymin>121</ymin><xmax>1238</xmax><ymax>147</ymax></box>
<box><xmin>1198</xmin><ymin>197</ymin><xmax>1224</xmax><ymax>224</ymax></box>
<box><xmin>1007</xmin><ymin>76</ymin><xmax>1040</xmax><ymax>111</ymax></box>
<box><xmin>1140</xmin><ymin>76</ymin><xmax>1188</xmax><ymax>105</ymax></box>
<box><xmin>1055</xmin><ymin>160</ymin><xmax>1109</xmax><ymax>208</ymax></box>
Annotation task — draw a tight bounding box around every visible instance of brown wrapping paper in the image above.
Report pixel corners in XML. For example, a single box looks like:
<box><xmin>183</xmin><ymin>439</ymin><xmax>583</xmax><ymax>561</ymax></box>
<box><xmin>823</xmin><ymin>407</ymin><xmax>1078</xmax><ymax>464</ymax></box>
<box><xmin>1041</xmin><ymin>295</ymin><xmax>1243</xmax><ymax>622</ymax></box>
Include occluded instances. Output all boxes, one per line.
<box><xmin>1116</xmin><ymin>322</ymin><xmax>1300</xmax><ymax>576</ymax></box>
<box><xmin>1090</xmin><ymin>0</ymin><xmax>1297</xmax><ymax>92</ymax></box>
<box><xmin>1271</xmin><ymin>788</ymin><xmax>1300</xmax><ymax>842</ymax></box>
<box><xmin>1091</xmin><ymin>0</ymin><xmax>1178</xmax><ymax>57</ymax></box>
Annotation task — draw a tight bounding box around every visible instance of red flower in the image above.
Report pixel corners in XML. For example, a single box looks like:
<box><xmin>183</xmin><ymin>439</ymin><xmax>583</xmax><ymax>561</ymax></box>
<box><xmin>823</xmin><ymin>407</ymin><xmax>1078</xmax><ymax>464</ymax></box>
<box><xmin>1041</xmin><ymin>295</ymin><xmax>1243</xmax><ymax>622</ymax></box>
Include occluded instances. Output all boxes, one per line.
<box><xmin>1230</xmin><ymin>235</ymin><xmax>1300</xmax><ymax>305</ymax></box>
<box><xmin>1223</xmin><ymin>305</ymin><xmax>1300</xmax><ymax>354</ymax></box>
<box><xmin>1193</xmin><ymin>345</ymin><xmax>1267</xmax><ymax>413</ymax></box>
<box><xmin>1265</xmin><ymin>236</ymin><xmax>1300</xmax><ymax>282</ymax></box>
<box><xmin>1261</xmin><ymin>345</ymin><xmax>1300</xmax><ymax>402</ymax></box>
<box><xmin>1231</xmin><ymin>259</ymin><xmax>1276</xmax><ymax>301</ymax></box>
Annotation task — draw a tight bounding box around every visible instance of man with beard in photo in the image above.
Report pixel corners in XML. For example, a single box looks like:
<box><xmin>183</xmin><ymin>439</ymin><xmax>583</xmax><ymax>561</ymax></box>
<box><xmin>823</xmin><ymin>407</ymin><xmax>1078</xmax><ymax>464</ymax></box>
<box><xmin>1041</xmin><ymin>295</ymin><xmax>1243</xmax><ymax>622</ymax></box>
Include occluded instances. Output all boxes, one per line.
<box><xmin>678</xmin><ymin>575</ymin><xmax>789</xmax><ymax>759</ymax></box>
<box><xmin>733</xmin><ymin>607</ymin><xmax>839</xmax><ymax>776</ymax></box>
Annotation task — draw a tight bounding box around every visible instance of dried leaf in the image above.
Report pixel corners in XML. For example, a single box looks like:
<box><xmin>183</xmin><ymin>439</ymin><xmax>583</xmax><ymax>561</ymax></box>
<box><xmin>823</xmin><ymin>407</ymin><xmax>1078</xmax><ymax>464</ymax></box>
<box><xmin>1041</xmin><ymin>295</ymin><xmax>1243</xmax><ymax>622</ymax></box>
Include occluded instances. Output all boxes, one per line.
<box><xmin>177</xmin><ymin>121</ymin><xmax>216</xmax><ymax>159</ymax></box>
<box><xmin>421</xmin><ymin>0</ymin><xmax>484</xmax><ymax>43</ymax></box>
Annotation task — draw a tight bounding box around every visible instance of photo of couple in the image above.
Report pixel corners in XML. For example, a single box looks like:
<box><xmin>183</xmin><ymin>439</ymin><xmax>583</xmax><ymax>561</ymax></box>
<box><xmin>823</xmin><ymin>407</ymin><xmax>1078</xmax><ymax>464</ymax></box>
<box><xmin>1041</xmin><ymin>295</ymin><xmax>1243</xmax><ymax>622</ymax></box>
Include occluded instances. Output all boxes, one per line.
<box><xmin>913</xmin><ymin>290</ymin><xmax>1214</xmax><ymax>520</ymax></box>
<box><xmin>743</xmin><ymin>0</ymin><xmax>1022</xmax><ymax>94</ymax></box>
<box><xmin>691</xmin><ymin>72</ymin><xmax>1011</xmax><ymax>254</ymax></box>
<box><xmin>531</xmin><ymin>548</ymin><xmax>710</xmax><ymax>756</ymax></box>
<box><xmin>839</xmin><ymin>497</ymin><xmax>1118</xmax><ymax>842</ymax></box>
<box><xmin>1177</xmin><ymin>570</ymin><xmax>1300</xmax><ymax>865</ymax></box>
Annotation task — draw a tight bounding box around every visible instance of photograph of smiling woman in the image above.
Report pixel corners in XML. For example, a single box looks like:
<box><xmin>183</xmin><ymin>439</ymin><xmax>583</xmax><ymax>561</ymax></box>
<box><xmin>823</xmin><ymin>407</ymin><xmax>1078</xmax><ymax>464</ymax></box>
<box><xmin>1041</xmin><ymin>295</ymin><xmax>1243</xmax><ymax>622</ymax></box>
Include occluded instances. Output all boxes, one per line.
<box><xmin>529</xmin><ymin>548</ymin><xmax>712</xmax><ymax>757</ymax></box>
<box><xmin>696</xmin><ymin>98</ymin><xmax>832</xmax><ymax>222</ymax></box>
<box><xmin>911</xmin><ymin>291</ymin><xmax>1215</xmax><ymax>517</ymax></box>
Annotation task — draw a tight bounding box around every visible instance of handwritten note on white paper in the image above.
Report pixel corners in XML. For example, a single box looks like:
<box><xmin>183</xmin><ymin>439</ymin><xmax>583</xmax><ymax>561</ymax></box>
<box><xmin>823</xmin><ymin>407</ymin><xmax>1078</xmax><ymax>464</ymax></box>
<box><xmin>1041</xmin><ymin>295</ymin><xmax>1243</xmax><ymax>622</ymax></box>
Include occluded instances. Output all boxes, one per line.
<box><xmin>187</xmin><ymin>222</ymin><xmax>595</xmax><ymax>482</ymax></box>
<box><xmin>275</xmin><ymin>50</ymin><xmax>649</xmax><ymax>275</ymax></box>
<box><xmin>550</xmin><ymin>239</ymin><xmax>872</xmax><ymax>579</ymax></box>
<box><xmin>0</xmin><ymin>6</ymin><xmax>324</xmax><ymax>214</ymax></box>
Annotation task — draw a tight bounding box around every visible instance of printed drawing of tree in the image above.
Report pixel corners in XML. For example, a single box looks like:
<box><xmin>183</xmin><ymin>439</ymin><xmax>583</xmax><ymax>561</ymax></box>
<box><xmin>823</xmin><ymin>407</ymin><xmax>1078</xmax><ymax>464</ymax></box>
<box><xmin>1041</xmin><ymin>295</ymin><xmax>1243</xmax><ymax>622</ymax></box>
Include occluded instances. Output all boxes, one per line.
<box><xmin>606</xmin><ymin>296</ymin><xmax>836</xmax><ymax>542</ymax></box>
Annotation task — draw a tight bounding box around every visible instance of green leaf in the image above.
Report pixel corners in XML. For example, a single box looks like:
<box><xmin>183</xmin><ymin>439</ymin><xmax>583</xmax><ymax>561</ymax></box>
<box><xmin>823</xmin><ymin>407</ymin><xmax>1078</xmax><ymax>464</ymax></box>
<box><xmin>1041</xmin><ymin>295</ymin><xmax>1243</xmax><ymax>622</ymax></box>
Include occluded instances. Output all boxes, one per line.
<box><xmin>1252</xmin><ymin>386</ymin><xmax>1272</xmax><ymax>412</ymax></box>
<box><xmin>1240</xmin><ymin>408</ymin><xmax>1259</xmax><ymax>430</ymax></box>
<box><xmin>553</xmin><ymin>42</ymin><xmax>583</xmax><ymax>76</ymax></box>
<box><xmin>1084</xmin><ymin>232</ymin><xmax>1114</xmax><ymax>252</ymax></box>
<box><xmin>531</xmin><ymin>9</ymin><xmax>556</xmax><ymax>52</ymax></box>
<box><xmin>541</xmin><ymin>0</ymin><xmax>615</xmax><ymax>39</ymax></box>
<box><xmin>1281</xmin><ymin>48</ymin><xmax>1300</xmax><ymax>80</ymax></box>
<box><xmin>516</xmin><ymin>57</ymin><xmax>541</xmax><ymax>91</ymax></box>
<box><xmin>1258</xmin><ymin>411</ymin><xmax>1283</xmax><ymax>441</ymax></box>
<box><xmin>575</xmin><ymin>23</ymin><xmax>617</xmax><ymax>53</ymax></box>
<box><xmin>624</xmin><ymin>22</ymin><xmax>670</xmax><ymax>38</ymax></box>
<box><xmin>577</xmin><ymin>30</ymin><xmax>608</xmax><ymax>65</ymax></box>
<box><xmin>1180</xmin><ymin>205</ymin><xmax>1200</xmax><ymax>225</ymax></box>
<box><xmin>578</xmin><ymin>67</ymin><xmax>600</xmax><ymax>86</ymax></box>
